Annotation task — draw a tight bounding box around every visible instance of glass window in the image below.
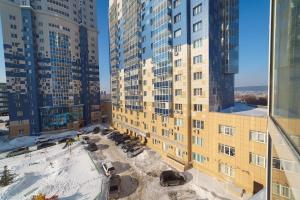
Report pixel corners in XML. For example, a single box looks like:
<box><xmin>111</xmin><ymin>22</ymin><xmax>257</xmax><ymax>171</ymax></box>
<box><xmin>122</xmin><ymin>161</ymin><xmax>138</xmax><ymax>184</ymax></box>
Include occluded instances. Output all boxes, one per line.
<box><xmin>271</xmin><ymin>0</ymin><xmax>300</xmax><ymax>152</ymax></box>
<box><xmin>193</xmin><ymin>4</ymin><xmax>202</xmax><ymax>16</ymax></box>
<box><xmin>193</xmin><ymin>21</ymin><xmax>202</xmax><ymax>32</ymax></box>
<box><xmin>174</xmin><ymin>29</ymin><xmax>182</xmax><ymax>38</ymax></box>
<box><xmin>174</xmin><ymin>13</ymin><xmax>181</xmax><ymax>23</ymax></box>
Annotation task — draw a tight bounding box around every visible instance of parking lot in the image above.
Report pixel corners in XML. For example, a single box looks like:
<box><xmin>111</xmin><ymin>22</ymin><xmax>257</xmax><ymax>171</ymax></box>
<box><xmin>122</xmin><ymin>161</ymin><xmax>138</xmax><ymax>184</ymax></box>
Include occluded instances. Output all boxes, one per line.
<box><xmin>85</xmin><ymin>129</ymin><xmax>242</xmax><ymax>200</ymax></box>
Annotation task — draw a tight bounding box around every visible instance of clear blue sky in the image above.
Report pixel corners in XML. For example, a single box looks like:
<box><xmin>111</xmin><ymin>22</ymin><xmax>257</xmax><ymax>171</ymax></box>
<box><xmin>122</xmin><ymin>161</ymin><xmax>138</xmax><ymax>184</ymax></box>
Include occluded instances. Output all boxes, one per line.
<box><xmin>0</xmin><ymin>0</ymin><xmax>270</xmax><ymax>92</ymax></box>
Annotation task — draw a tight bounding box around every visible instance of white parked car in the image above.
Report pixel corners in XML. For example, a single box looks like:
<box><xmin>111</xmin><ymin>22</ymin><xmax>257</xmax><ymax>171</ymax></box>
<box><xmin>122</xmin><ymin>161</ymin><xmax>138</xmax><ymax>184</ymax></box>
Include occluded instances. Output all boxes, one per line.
<box><xmin>102</xmin><ymin>162</ymin><xmax>115</xmax><ymax>176</ymax></box>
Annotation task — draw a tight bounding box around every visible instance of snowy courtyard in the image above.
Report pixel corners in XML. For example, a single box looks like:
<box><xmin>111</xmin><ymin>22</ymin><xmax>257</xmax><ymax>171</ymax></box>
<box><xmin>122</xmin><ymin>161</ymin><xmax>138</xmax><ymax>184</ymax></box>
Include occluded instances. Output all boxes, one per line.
<box><xmin>0</xmin><ymin>142</ymin><xmax>102</xmax><ymax>200</ymax></box>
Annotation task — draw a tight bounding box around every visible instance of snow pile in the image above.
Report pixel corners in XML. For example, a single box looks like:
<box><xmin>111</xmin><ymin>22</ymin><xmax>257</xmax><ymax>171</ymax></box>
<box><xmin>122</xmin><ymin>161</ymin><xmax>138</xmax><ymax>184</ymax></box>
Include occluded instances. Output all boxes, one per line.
<box><xmin>0</xmin><ymin>116</ymin><xmax>9</xmax><ymax>122</ymax></box>
<box><xmin>0</xmin><ymin>143</ymin><xmax>102</xmax><ymax>200</ymax></box>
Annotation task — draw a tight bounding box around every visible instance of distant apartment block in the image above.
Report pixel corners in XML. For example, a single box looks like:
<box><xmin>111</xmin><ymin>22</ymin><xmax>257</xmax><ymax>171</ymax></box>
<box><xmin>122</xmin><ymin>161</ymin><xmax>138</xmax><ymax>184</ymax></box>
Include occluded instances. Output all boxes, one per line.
<box><xmin>0</xmin><ymin>0</ymin><xmax>100</xmax><ymax>136</ymax></box>
<box><xmin>109</xmin><ymin>0</ymin><xmax>268</xmax><ymax>196</ymax></box>
<box><xmin>0</xmin><ymin>82</ymin><xmax>8</xmax><ymax>116</ymax></box>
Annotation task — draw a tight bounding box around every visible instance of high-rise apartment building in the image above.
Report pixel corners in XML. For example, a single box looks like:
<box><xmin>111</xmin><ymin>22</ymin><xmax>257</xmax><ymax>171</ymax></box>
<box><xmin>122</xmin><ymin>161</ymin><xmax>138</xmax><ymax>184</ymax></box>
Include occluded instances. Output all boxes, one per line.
<box><xmin>0</xmin><ymin>0</ymin><xmax>100</xmax><ymax>136</ymax></box>
<box><xmin>110</xmin><ymin>0</ymin><xmax>269</xmax><ymax>196</ymax></box>
<box><xmin>0</xmin><ymin>82</ymin><xmax>8</xmax><ymax>116</ymax></box>
<box><xmin>268</xmin><ymin>0</ymin><xmax>300</xmax><ymax>199</ymax></box>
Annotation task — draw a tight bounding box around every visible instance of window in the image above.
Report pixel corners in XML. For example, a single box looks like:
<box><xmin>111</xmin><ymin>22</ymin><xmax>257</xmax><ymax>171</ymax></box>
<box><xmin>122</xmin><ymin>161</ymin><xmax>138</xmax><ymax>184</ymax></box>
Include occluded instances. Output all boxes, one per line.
<box><xmin>174</xmin><ymin>0</ymin><xmax>181</xmax><ymax>8</ymax></box>
<box><xmin>192</xmin><ymin>153</ymin><xmax>206</xmax><ymax>163</ymax></box>
<box><xmin>193</xmin><ymin>4</ymin><xmax>202</xmax><ymax>16</ymax></box>
<box><xmin>175</xmin><ymin>133</ymin><xmax>184</xmax><ymax>142</ymax></box>
<box><xmin>193</xmin><ymin>55</ymin><xmax>202</xmax><ymax>64</ymax></box>
<box><xmin>175</xmin><ymin>103</ymin><xmax>182</xmax><ymax>111</ymax></box>
<box><xmin>193</xmin><ymin>21</ymin><xmax>202</xmax><ymax>32</ymax></box>
<box><xmin>175</xmin><ymin>89</ymin><xmax>182</xmax><ymax>96</ymax></box>
<box><xmin>219</xmin><ymin>163</ymin><xmax>235</xmax><ymax>177</ymax></box>
<box><xmin>272</xmin><ymin>183</ymin><xmax>291</xmax><ymax>199</ymax></box>
<box><xmin>176</xmin><ymin>148</ymin><xmax>184</xmax><ymax>158</ymax></box>
<box><xmin>174</xmin><ymin>45</ymin><xmax>181</xmax><ymax>52</ymax></box>
<box><xmin>174</xmin><ymin>29</ymin><xmax>182</xmax><ymax>38</ymax></box>
<box><xmin>144</xmin><ymin>91</ymin><xmax>147</xmax><ymax>96</ymax></box>
<box><xmin>249</xmin><ymin>153</ymin><xmax>266</xmax><ymax>167</ymax></box>
<box><xmin>192</xmin><ymin>136</ymin><xmax>203</xmax><ymax>146</ymax></box>
<box><xmin>175</xmin><ymin>74</ymin><xmax>182</xmax><ymax>81</ymax></box>
<box><xmin>193</xmin><ymin>88</ymin><xmax>202</xmax><ymax>96</ymax></box>
<box><xmin>162</xmin><ymin>129</ymin><xmax>169</xmax><ymax>137</ymax></box>
<box><xmin>163</xmin><ymin>142</ymin><xmax>169</xmax><ymax>151</ymax></box>
<box><xmin>193</xmin><ymin>38</ymin><xmax>202</xmax><ymax>48</ymax></box>
<box><xmin>175</xmin><ymin>118</ymin><xmax>183</xmax><ymax>126</ymax></box>
<box><xmin>193</xmin><ymin>104</ymin><xmax>202</xmax><ymax>112</ymax></box>
<box><xmin>273</xmin><ymin>158</ymin><xmax>297</xmax><ymax>172</ymax></box>
<box><xmin>193</xmin><ymin>120</ymin><xmax>204</xmax><ymax>129</ymax></box>
<box><xmin>174</xmin><ymin>13</ymin><xmax>181</xmax><ymax>23</ymax></box>
<box><xmin>219</xmin><ymin>144</ymin><xmax>235</xmax><ymax>156</ymax></box>
<box><xmin>219</xmin><ymin>125</ymin><xmax>235</xmax><ymax>136</ymax></box>
<box><xmin>193</xmin><ymin>72</ymin><xmax>202</xmax><ymax>80</ymax></box>
<box><xmin>249</xmin><ymin>131</ymin><xmax>266</xmax><ymax>143</ymax></box>
<box><xmin>175</xmin><ymin>59</ymin><xmax>182</xmax><ymax>67</ymax></box>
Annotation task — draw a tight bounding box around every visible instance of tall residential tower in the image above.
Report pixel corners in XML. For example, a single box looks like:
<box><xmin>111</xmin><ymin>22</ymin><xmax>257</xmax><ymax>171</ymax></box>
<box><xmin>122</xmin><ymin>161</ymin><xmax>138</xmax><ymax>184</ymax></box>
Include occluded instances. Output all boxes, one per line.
<box><xmin>0</xmin><ymin>0</ymin><xmax>100</xmax><ymax>136</ymax></box>
<box><xmin>109</xmin><ymin>0</ymin><xmax>271</xmax><ymax>196</ymax></box>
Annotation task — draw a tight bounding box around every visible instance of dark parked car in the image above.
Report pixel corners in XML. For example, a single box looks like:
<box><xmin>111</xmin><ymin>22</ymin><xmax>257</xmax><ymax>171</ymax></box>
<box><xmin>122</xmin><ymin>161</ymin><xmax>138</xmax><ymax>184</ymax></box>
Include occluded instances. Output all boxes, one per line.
<box><xmin>93</xmin><ymin>127</ymin><xmax>100</xmax><ymax>134</ymax></box>
<box><xmin>6</xmin><ymin>147</ymin><xmax>30</xmax><ymax>157</ymax></box>
<box><xmin>127</xmin><ymin>146</ymin><xmax>143</xmax><ymax>158</ymax></box>
<box><xmin>101</xmin><ymin>128</ymin><xmax>113</xmax><ymax>135</ymax></box>
<box><xmin>37</xmin><ymin>142</ymin><xmax>56</xmax><ymax>150</ymax></box>
<box><xmin>83</xmin><ymin>136</ymin><xmax>90</xmax><ymax>141</ymax></box>
<box><xmin>115</xmin><ymin>135</ymin><xmax>131</xmax><ymax>145</ymax></box>
<box><xmin>109</xmin><ymin>175</ymin><xmax>121</xmax><ymax>199</ymax></box>
<box><xmin>87</xmin><ymin>142</ymin><xmax>98</xmax><ymax>151</ymax></box>
<box><xmin>159</xmin><ymin>170</ymin><xmax>186</xmax><ymax>187</ymax></box>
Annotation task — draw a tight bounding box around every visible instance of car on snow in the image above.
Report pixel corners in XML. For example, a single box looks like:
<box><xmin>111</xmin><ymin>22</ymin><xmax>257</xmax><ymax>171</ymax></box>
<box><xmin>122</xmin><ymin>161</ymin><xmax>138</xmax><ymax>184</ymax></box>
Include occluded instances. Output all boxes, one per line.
<box><xmin>109</xmin><ymin>174</ymin><xmax>121</xmax><ymax>199</ymax></box>
<box><xmin>127</xmin><ymin>146</ymin><xmax>143</xmax><ymax>158</ymax></box>
<box><xmin>102</xmin><ymin>161</ymin><xmax>115</xmax><ymax>176</ymax></box>
<box><xmin>101</xmin><ymin>128</ymin><xmax>113</xmax><ymax>135</ymax></box>
<box><xmin>159</xmin><ymin>170</ymin><xmax>186</xmax><ymax>187</ymax></box>
<box><xmin>37</xmin><ymin>142</ymin><xmax>56</xmax><ymax>150</ymax></box>
<box><xmin>87</xmin><ymin>142</ymin><xmax>98</xmax><ymax>151</ymax></box>
<box><xmin>115</xmin><ymin>135</ymin><xmax>131</xmax><ymax>145</ymax></box>
<box><xmin>6</xmin><ymin>147</ymin><xmax>30</xmax><ymax>157</ymax></box>
<box><xmin>93</xmin><ymin>127</ymin><xmax>101</xmax><ymax>134</ymax></box>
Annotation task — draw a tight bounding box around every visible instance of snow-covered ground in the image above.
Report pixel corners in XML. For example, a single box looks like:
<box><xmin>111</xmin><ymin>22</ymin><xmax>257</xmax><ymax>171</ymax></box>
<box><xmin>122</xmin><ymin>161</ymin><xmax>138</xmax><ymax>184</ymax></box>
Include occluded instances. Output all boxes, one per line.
<box><xmin>88</xmin><ymin>134</ymin><xmax>248</xmax><ymax>200</ymax></box>
<box><xmin>0</xmin><ymin>142</ymin><xmax>102</xmax><ymax>200</ymax></box>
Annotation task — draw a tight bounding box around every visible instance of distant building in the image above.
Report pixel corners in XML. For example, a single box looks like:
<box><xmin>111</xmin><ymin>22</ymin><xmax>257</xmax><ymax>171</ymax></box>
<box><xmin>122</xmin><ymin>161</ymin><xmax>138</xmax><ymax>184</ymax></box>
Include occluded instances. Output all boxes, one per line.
<box><xmin>0</xmin><ymin>0</ymin><xmax>100</xmax><ymax>137</ymax></box>
<box><xmin>0</xmin><ymin>83</ymin><xmax>8</xmax><ymax>116</ymax></box>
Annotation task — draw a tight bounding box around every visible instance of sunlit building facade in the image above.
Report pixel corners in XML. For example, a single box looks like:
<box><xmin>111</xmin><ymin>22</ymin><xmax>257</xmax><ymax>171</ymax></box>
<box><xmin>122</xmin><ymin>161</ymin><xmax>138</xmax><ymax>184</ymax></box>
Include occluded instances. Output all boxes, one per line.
<box><xmin>109</xmin><ymin>0</ymin><xmax>271</xmax><ymax>196</ymax></box>
<box><xmin>0</xmin><ymin>0</ymin><xmax>100</xmax><ymax>136</ymax></box>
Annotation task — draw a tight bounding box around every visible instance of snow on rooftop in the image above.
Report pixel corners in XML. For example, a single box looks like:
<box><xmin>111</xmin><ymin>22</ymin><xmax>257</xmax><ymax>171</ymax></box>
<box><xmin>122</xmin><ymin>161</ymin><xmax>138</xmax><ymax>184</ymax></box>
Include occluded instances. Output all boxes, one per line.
<box><xmin>221</xmin><ymin>103</ymin><xmax>268</xmax><ymax>117</ymax></box>
<box><xmin>0</xmin><ymin>143</ymin><xmax>102</xmax><ymax>200</ymax></box>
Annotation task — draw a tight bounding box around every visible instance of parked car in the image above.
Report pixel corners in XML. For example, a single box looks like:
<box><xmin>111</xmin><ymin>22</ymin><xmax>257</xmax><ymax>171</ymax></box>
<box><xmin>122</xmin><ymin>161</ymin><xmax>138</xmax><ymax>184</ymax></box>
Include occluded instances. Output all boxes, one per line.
<box><xmin>102</xmin><ymin>161</ymin><xmax>115</xmax><ymax>176</ymax></box>
<box><xmin>100</xmin><ymin>128</ymin><xmax>113</xmax><ymax>135</ymax></box>
<box><xmin>127</xmin><ymin>146</ymin><xmax>143</xmax><ymax>158</ymax></box>
<box><xmin>159</xmin><ymin>170</ymin><xmax>186</xmax><ymax>187</ymax></box>
<box><xmin>6</xmin><ymin>147</ymin><xmax>30</xmax><ymax>157</ymax></box>
<box><xmin>115</xmin><ymin>135</ymin><xmax>131</xmax><ymax>145</ymax></box>
<box><xmin>107</xmin><ymin>131</ymin><xmax>118</xmax><ymax>139</ymax></box>
<box><xmin>123</xmin><ymin>143</ymin><xmax>140</xmax><ymax>153</ymax></box>
<box><xmin>35</xmin><ymin>136</ymin><xmax>51</xmax><ymax>144</ymax></box>
<box><xmin>109</xmin><ymin>175</ymin><xmax>121</xmax><ymax>199</ymax></box>
<box><xmin>93</xmin><ymin>127</ymin><xmax>100</xmax><ymax>134</ymax></box>
<box><xmin>87</xmin><ymin>142</ymin><xmax>98</xmax><ymax>151</ymax></box>
<box><xmin>37</xmin><ymin>142</ymin><xmax>56</xmax><ymax>150</ymax></box>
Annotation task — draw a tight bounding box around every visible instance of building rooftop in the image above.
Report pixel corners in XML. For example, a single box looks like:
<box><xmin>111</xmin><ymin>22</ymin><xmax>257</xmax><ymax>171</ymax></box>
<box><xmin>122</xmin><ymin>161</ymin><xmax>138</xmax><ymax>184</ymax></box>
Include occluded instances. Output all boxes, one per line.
<box><xmin>221</xmin><ymin>103</ymin><xmax>268</xmax><ymax>117</ymax></box>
